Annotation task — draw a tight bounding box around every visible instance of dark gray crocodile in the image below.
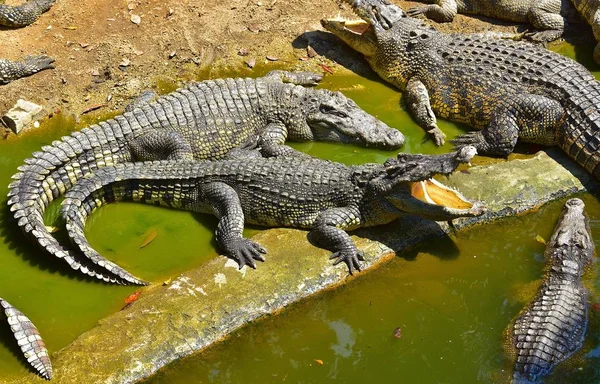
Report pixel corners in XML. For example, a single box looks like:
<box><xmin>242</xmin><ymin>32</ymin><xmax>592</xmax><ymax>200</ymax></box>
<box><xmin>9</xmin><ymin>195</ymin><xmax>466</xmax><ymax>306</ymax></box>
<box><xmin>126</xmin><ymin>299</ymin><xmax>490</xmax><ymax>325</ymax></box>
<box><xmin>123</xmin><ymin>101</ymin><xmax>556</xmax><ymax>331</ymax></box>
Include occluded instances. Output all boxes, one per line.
<box><xmin>0</xmin><ymin>0</ymin><xmax>55</xmax><ymax>28</ymax></box>
<box><xmin>58</xmin><ymin>147</ymin><xmax>484</xmax><ymax>281</ymax></box>
<box><xmin>7</xmin><ymin>70</ymin><xmax>405</xmax><ymax>285</ymax></box>
<box><xmin>570</xmin><ymin>0</ymin><xmax>600</xmax><ymax>63</ymax></box>
<box><xmin>1</xmin><ymin>297</ymin><xmax>53</xmax><ymax>380</ymax></box>
<box><xmin>406</xmin><ymin>0</ymin><xmax>579</xmax><ymax>42</ymax></box>
<box><xmin>506</xmin><ymin>198</ymin><xmax>596</xmax><ymax>382</ymax></box>
<box><xmin>321</xmin><ymin>0</ymin><xmax>600</xmax><ymax>178</ymax></box>
<box><xmin>0</xmin><ymin>55</ymin><xmax>55</xmax><ymax>85</ymax></box>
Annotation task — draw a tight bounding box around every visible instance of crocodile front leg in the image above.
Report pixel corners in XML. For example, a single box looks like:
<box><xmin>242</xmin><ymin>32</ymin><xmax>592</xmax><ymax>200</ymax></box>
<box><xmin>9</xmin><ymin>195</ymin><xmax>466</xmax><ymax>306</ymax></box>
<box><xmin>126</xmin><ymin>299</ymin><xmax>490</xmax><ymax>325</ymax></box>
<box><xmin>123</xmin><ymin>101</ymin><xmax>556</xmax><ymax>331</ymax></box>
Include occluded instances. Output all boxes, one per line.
<box><xmin>129</xmin><ymin>129</ymin><xmax>195</xmax><ymax>161</ymax></box>
<box><xmin>526</xmin><ymin>1</ymin><xmax>568</xmax><ymax>42</ymax></box>
<box><xmin>0</xmin><ymin>55</ymin><xmax>55</xmax><ymax>84</ymax></box>
<box><xmin>200</xmin><ymin>182</ymin><xmax>267</xmax><ymax>269</ymax></box>
<box><xmin>309</xmin><ymin>206</ymin><xmax>365</xmax><ymax>274</ymax></box>
<box><xmin>407</xmin><ymin>0</ymin><xmax>458</xmax><ymax>22</ymax></box>
<box><xmin>264</xmin><ymin>70</ymin><xmax>323</xmax><ymax>86</ymax></box>
<box><xmin>405</xmin><ymin>77</ymin><xmax>446</xmax><ymax>146</ymax></box>
<box><xmin>453</xmin><ymin>93</ymin><xmax>564</xmax><ymax>156</ymax></box>
<box><xmin>259</xmin><ymin>122</ymin><xmax>312</xmax><ymax>158</ymax></box>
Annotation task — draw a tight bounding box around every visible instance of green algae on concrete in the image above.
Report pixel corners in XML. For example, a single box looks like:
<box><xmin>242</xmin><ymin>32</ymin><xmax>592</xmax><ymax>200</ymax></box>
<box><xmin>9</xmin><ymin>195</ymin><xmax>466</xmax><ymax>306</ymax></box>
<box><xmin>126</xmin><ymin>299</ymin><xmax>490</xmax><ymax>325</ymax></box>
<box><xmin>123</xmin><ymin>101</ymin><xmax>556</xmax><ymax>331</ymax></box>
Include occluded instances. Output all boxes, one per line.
<box><xmin>8</xmin><ymin>149</ymin><xmax>597</xmax><ymax>384</ymax></box>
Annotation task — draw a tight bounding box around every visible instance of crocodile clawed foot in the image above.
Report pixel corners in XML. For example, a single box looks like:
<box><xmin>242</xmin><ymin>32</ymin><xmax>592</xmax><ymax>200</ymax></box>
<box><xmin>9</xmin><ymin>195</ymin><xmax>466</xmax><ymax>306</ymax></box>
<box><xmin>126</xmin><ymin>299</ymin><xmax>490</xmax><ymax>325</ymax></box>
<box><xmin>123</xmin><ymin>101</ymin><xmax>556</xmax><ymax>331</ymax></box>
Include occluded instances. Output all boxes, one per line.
<box><xmin>225</xmin><ymin>238</ymin><xmax>267</xmax><ymax>269</ymax></box>
<box><xmin>523</xmin><ymin>30</ymin><xmax>559</xmax><ymax>44</ymax></box>
<box><xmin>25</xmin><ymin>54</ymin><xmax>56</xmax><ymax>70</ymax></box>
<box><xmin>426</xmin><ymin>126</ymin><xmax>446</xmax><ymax>146</ymax></box>
<box><xmin>451</xmin><ymin>131</ymin><xmax>486</xmax><ymax>152</ymax></box>
<box><xmin>330</xmin><ymin>250</ymin><xmax>364</xmax><ymax>275</ymax></box>
<box><xmin>406</xmin><ymin>6</ymin><xmax>427</xmax><ymax>18</ymax></box>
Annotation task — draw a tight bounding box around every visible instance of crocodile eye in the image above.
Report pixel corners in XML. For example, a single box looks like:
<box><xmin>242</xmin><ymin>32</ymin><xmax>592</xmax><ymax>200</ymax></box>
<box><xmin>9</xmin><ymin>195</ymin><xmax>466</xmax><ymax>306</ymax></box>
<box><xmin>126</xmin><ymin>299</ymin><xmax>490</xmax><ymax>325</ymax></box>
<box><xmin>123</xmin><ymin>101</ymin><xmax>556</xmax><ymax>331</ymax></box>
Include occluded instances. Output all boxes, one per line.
<box><xmin>320</xmin><ymin>104</ymin><xmax>348</xmax><ymax>118</ymax></box>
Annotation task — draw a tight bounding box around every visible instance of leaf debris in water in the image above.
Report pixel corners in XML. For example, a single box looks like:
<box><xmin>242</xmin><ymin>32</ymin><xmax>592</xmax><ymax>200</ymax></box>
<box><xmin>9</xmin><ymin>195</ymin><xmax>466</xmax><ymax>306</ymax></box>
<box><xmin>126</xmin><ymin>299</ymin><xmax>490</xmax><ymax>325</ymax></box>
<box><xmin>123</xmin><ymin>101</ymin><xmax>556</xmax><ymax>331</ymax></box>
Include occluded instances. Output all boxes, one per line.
<box><xmin>125</xmin><ymin>291</ymin><xmax>142</xmax><ymax>304</ymax></box>
<box><xmin>393</xmin><ymin>327</ymin><xmax>402</xmax><ymax>339</ymax></box>
<box><xmin>535</xmin><ymin>235</ymin><xmax>546</xmax><ymax>245</ymax></box>
<box><xmin>314</xmin><ymin>359</ymin><xmax>323</xmax><ymax>365</ymax></box>
<box><xmin>139</xmin><ymin>228</ymin><xmax>158</xmax><ymax>248</ymax></box>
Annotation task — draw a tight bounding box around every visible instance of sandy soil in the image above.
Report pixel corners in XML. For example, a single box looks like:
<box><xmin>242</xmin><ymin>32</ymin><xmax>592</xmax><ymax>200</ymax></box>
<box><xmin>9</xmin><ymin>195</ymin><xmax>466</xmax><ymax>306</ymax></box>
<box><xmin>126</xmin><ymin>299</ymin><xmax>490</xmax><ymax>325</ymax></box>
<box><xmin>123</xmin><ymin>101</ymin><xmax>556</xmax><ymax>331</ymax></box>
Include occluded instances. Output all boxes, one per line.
<box><xmin>0</xmin><ymin>0</ymin><xmax>521</xmax><ymax>135</ymax></box>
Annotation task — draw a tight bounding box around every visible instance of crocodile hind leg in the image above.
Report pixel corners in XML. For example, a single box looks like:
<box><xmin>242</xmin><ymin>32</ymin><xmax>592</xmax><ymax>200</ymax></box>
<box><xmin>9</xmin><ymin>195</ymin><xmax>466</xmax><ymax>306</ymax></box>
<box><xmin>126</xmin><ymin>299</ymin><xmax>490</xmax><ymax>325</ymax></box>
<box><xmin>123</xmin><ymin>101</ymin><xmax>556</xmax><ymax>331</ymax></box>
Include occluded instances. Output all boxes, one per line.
<box><xmin>0</xmin><ymin>55</ymin><xmax>55</xmax><ymax>85</ymax></box>
<box><xmin>129</xmin><ymin>129</ymin><xmax>195</xmax><ymax>161</ymax></box>
<box><xmin>199</xmin><ymin>182</ymin><xmax>267</xmax><ymax>269</ymax></box>
<box><xmin>1</xmin><ymin>298</ymin><xmax>53</xmax><ymax>380</ymax></box>
<box><xmin>526</xmin><ymin>1</ymin><xmax>569</xmax><ymax>42</ymax></box>
<box><xmin>452</xmin><ymin>93</ymin><xmax>564</xmax><ymax>156</ymax></box>
<box><xmin>309</xmin><ymin>206</ymin><xmax>365</xmax><ymax>275</ymax></box>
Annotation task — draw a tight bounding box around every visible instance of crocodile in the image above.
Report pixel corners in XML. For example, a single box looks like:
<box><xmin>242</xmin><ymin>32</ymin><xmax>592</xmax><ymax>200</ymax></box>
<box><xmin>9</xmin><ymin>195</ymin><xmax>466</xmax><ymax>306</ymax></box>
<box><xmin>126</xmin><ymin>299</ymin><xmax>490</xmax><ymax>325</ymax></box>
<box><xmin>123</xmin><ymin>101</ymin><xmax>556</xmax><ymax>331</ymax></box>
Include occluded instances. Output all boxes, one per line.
<box><xmin>0</xmin><ymin>0</ymin><xmax>55</xmax><ymax>28</ymax></box>
<box><xmin>7</xmin><ymin>70</ymin><xmax>405</xmax><ymax>285</ymax></box>
<box><xmin>1</xmin><ymin>297</ymin><xmax>53</xmax><ymax>380</ymax></box>
<box><xmin>506</xmin><ymin>198</ymin><xmax>596</xmax><ymax>382</ymax></box>
<box><xmin>58</xmin><ymin>147</ymin><xmax>485</xmax><ymax>281</ymax></box>
<box><xmin>406</xmin><ymin>0</ymin><xmax>580</xmax><ymax>42</ymax></box>
<box><xmin>0</xmin><ymin>55</ymin><xmax>55</xmax><ymax>85</ymax></box>
<box><xmin>321</xmin><ymin>0</ymin><xmax>600</xmax><ymax>179</ymax></box>
<box><xmin>570</xmin><ymin>0</ymin><xmax>600</xmax><ymax>63</ymax></box>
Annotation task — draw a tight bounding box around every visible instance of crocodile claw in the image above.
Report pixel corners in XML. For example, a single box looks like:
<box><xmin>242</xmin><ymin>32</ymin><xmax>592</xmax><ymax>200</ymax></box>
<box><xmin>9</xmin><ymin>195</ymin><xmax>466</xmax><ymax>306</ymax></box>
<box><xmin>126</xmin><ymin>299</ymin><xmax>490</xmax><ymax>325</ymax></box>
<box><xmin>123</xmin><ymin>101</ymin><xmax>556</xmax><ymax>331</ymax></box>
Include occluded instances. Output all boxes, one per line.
<box><xmin>330</xmin><ymin>250</ymin><xmax>365</xmax><ymax>275</ymax></box>
<box><xmin>225</xmin><ymin>238</ymin><xmax>267</xmax><ymax>269</ymax></box>
<box><xmin>406</xmin><ymin>6</ymin><xmax>427</xmax><ymax>17</ymax></box>
<box><xmin>427</xmin><ymin>126</ymin><xmax>446</xmax><ymax>146</ymax></box>
<box><xmin>24</xmin><ymin>54</ymin><xmax>56</xmax><ymax>71</ymax></box>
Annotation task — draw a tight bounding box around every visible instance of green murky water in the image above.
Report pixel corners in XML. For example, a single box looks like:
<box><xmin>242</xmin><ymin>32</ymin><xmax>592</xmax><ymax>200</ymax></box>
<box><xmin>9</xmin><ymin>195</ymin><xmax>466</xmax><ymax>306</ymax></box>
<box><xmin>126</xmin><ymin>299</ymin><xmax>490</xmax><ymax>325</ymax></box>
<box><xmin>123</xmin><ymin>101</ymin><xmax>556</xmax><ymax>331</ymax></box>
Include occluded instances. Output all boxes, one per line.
<box><xmin>0</xmin><ymin>42</ymin><xmax>598</xmax><ymax>383</ymax></box>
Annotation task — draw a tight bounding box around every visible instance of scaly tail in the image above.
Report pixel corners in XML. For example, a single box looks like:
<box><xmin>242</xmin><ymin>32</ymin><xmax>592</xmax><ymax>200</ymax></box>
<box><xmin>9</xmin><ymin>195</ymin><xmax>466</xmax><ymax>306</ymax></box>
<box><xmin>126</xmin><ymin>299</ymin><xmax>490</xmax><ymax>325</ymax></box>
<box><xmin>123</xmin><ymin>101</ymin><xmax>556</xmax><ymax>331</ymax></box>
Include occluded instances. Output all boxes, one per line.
<box><xmin>7</xmin><ymin>114</ymin><xmax>147</xmax><ymax>284</ymax></box>
<box><xmin>1</xmin><ymin>298</ymin><xmax>53</xmax><ymax>380</ymax></box>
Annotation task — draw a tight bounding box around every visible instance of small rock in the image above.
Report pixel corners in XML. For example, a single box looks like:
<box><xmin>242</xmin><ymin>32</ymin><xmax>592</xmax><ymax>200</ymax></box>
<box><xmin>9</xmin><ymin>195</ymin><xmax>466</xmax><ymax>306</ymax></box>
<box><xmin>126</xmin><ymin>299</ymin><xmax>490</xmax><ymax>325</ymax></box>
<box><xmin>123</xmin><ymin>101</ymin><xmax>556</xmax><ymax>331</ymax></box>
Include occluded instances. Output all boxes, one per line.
<box><xmin>266</xmin><ymin>56</ymin><xmax>279</xmax><ymax>62</ymax></box>
<box><xmin>248</xmin><ymin>23</ymin><xmax>261</xmax><ymax>33</ymax></box>
<box><xmin>167</xmin><ymin>8</ymin><xmax>174</xmax><ymax>17</ymax></box>
<box><xmin>168</xmin><ymin>51</ymin><xmax>176</xmax><ymax>59</ymax></box>
<box><xmin>80</xmin><ymin>42</ymin><xmax>89</xmax><ymax>48</ymax></box>
<box><xmin>1</xmin><ymin>100</ymin><xmax>47</xmax><ymax>134</ymax></box>
<box><xmin>130</xmin><ymin>14</ymin><xmax>141</xmax><ymax>25</ymax></box>
<box><xmin>307</xmin><ymin>46</ymin><xmax>318</xmax><ymax>58</ymax></box>
<box><xmin>245</xmin><ymin>58</ymin><xmax>256</xmax><ymax>68</ymax></box>
<box><xmin>238</xmin><ymin>48</ymin><xmax>249</xmax><ymax>56</ymax></box>
<box><xmin>120</xmin><ymin>58</ymin><xmax>131</xmax><ymax>67</ymax></box>
<box><xmin>127</xmin><ymin>2</ymin><xmax>136</xmax><ymax>11</ymax></box>
<box><xmin>90</xmin><ymin>69</ymin><xmax>100</xmax><ymax>76</ymax></box>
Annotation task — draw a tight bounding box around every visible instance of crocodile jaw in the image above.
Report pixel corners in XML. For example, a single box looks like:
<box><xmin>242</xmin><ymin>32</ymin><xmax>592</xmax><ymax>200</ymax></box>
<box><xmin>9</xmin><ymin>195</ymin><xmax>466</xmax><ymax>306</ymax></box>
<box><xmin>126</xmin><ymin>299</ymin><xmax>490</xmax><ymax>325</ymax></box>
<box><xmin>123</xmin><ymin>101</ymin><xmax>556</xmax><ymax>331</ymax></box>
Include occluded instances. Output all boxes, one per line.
<box><xmin>389</xmin><ymin>178</ymin><xmax>485</xmax><ymax>221</ymax></box>
<box><xmin>321</xmin><ymin>18</ymin><xmax>378</xmax><ymax>57</ymax></box>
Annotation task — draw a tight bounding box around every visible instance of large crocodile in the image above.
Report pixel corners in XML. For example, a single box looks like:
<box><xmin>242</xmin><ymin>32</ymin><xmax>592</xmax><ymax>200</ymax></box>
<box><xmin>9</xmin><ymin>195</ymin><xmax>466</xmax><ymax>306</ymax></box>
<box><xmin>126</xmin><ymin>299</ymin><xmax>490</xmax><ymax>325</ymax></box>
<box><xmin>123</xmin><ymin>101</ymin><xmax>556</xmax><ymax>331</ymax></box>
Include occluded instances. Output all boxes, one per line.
<box><xmin>506</xmin><ymin>198</ymin><xmax>596</xmax><ymax>382</ymax></box>
<box><xmin>1</xmin><ymin>297</ymin><xmax>53</xmax><ymax>380</ymax></box>
<box><xmin>570</xmin><ymin>0</ymin><xmax>600</xmax><ymax>63</ymax></box>
<box><xmin>0</xmin><ymin>0</ymin><xmax>55</xmax><ymax>28</ymax></box>
<box><xmin>58</xmin><ymin>147</ymin><xmax>484</xmax><ymax>281</ymax></box>
<box><xmin>7</xmin><ymin>70</ymin><xmax>405</xmax><ymax>285</ymax></box>
<box><xmin>407</xmin><ymin>0</ymin><xmax>579</xmax><ymax>42</ymax></box>
<box><xmin>321</xmin><ymin>0</ymin><xmax>600</xmax><ymax>179</ymax></box>
<box><xmin>0</xmin><ymin>55</ymin><xmax>55</xmax><ymax>85</ymax></box>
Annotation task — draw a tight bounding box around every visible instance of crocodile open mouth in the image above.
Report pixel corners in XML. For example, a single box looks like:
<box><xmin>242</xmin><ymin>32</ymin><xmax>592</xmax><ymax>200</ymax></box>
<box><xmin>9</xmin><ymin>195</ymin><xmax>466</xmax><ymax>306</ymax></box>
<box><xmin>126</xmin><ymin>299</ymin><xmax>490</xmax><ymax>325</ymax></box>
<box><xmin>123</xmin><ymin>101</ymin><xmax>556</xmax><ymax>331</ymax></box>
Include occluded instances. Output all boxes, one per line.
<box><xmin>410</xmin><ymin>178</ymin><xmax>475</xmax><ymax>210</ymax></box>
<box><xmin>326</xmin><ymin>16</ymin><xmax>371</xmax><ymax>35</ymax></box>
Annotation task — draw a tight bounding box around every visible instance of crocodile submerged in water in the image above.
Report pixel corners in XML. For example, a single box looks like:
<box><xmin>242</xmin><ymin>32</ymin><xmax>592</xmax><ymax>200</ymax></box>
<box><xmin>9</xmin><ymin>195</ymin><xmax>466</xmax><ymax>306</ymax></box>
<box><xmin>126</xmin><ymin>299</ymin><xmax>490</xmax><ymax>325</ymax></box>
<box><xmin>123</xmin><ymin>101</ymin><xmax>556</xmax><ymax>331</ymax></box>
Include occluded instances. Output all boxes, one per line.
<box><xmin>1</xmin><ymin>297</ymin><xmax>53</xmax><ymax>380</ymax></box>
<box><xmin>570</xmin><ymin>0</ymin><xmax>600</xmax><ymax>63</ymax></box>
<box><xmin>321</xmin><ymin>0</ymin><xmax>600</xmax><ymax>178</ymax></box>
<box><xmin>0</xmin><ymin>0</ymin><xmax>55</xmax><ymax>28</ymax></box>
<box><xmin>506</xmin><ymin>198</ymin><xmax>596</xmax><ymax>382</ymax></box>
<box><xmin>58</xmin><ymin>147</ymin><xmax>484</xmax><ymax>281</ymax></box>
<box><xmin>407</xmin><ymin>0</ymin><xmax>579</xmax><ymax>42</ymax></box>
<box><xmin>0</xmin><ymin>55</ymin><xmax>55</xmax><ymax>85</ymax></box>
<box><xmin>7</xmin><ymin>70</ymin><xmax>405</xmax><ymax>285</ymax></box>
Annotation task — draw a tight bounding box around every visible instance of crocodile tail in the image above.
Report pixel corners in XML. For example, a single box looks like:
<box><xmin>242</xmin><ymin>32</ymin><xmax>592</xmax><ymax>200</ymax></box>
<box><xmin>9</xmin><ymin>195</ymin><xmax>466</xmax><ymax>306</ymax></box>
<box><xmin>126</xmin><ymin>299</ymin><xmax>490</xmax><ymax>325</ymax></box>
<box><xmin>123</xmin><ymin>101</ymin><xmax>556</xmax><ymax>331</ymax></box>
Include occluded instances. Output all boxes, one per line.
<box><xmin>561</xmin><ymin>103</ymin><xmax>600</xmax><ymax>179</ymax></box>
<box><xmin>1</xmin><ymin>297</ymin><xmax>53</xmax><ymax>380</ymax></box>
<box><xmin>7</xmin><ymin>114</ymin><xmax>144</xmax><ymax>284</ymax></box>
<box><xmin>60</xmin><ymin>160</ymin><xmax>205</xmax><ymax>277</ymax></box>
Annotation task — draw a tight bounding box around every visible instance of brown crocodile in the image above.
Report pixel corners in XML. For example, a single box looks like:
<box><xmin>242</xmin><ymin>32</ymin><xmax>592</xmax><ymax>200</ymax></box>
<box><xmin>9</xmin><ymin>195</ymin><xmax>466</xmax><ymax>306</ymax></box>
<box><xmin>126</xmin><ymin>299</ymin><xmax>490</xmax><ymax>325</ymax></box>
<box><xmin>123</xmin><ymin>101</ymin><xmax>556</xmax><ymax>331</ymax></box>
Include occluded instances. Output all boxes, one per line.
<box><xmin>322</xmin><ymin>0</ymin><xmax>600</xmax><ymax>179</ymax></box>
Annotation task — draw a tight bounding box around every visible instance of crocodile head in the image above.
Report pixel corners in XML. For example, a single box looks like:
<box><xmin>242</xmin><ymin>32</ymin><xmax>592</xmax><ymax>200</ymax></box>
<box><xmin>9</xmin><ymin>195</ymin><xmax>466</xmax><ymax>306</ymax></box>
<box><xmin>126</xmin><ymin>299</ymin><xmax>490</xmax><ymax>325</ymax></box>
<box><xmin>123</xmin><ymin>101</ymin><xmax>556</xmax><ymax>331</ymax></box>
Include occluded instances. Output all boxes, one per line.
<box><xmin>302</xmin><ymin>89</ymin><xmax>405</xmax><ymax>149</ymax></box>
<box><xmin>372</xmin><ymin>146</ymin><xmax>486</xmax><ymax>220</ymax></box>
<box><xmin>321</xmin><ymin>0</ymin><xmax>430</xmax><ymax>84</ymax></box>
<box><xmin>546</xmin><ymin>198</ymin><xmax>595</xmax><ymax>268</ymax></box>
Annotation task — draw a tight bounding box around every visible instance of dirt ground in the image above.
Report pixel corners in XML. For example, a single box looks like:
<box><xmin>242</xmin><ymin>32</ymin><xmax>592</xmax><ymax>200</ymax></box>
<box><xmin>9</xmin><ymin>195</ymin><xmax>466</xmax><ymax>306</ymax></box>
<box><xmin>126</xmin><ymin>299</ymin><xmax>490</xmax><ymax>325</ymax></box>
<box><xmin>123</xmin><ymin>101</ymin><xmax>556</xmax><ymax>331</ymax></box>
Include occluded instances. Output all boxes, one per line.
<box><xmin>0</xmin><ymin>0</ymin><xmax>522</xmax><ymax>135</ymax></box>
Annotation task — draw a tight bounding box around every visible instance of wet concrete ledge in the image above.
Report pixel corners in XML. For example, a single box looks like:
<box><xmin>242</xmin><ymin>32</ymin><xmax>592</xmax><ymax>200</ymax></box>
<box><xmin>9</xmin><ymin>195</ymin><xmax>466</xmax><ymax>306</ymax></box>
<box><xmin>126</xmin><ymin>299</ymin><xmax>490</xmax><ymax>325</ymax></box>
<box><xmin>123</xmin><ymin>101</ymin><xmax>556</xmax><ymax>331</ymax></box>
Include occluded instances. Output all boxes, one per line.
<box><xmin>9</xmin><ymin>149</ymin><xmax>599</xmax><ymax>384</ymax></box>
